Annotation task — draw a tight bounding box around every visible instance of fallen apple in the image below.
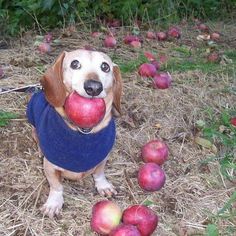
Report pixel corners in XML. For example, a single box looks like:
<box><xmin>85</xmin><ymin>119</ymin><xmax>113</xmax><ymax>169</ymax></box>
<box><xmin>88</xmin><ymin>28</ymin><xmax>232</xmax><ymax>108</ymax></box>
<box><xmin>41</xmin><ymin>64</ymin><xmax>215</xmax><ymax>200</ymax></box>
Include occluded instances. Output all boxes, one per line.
<box><xmin>210</xmin><ymin>32</ymin><xmax>220</xmax><ymax>41</ymax></box>
<box><xmin>138</xmin><ymin>163</ymin><xmax>166</xmax><ymax>192</ymax></box>
<box><xmin>104</xmin><ymin>36</ymin><xmax>117</xmax><ymax>48</ymax></box>
<box><xmin>141</xmin><ymin>139</ymin><xmax>168</xmax><ymax>165</ymax></box>
<box><xmin>138</xmin><ymin>63</ymin><xmax>157</xmax><ymax>78</ymax></box>
<box><xmin>198</xmin><ymin>23</ymin><xmax>209</xmax><ymax>32</ymax></box>
<box><xmin>38</xmin><ymin>42</ymin><xmax>51</xmax><ymax>54</ymax></box>
<box><xmin>144</xmin><ymin>51</ymin><xmax>155</xmax><ymax>61</ymax></box>
<box><xmin>146</xmin><ymin>31</ymin><xmax>156</xmax><ymax>39</ymax></box>
<box><xmin>156</xmin><ymin>31</ymin><xmax>168</xmax><ymax>41</ymax></box>
<box><xmin>153</xmin><ymin>72</ymin><xmax>172</xmax><ymax>89</ymax></box>
<box><xmin>109</xmin><ymin>224</ymin><xmax>141</xmax><ymax>236</ymax></box>
<box><xmin>64</xmin><ymin>92</ymin><xmax>106</xmax><ymax>129</ymax></box>
<box><xmin>230</xmin><ymin>117</ymin><xmax>236</xmax><ymax>127</ymax></box>
<box><xmin>91</xmin><ymin>31</ymin><xmax>102</xmax><ymax>38</ymax></box>
<box><xmin>130</xmin><ymin>40</ymin><xmax>142</xmax><ymax>48</ymax></box>
<box><xmin>122</xmin><ymin>205</ymin><xmax>158</xmax><ymax>236</ymax></box>
<box><xmin>123</xmin><ymin>35</ymin><xmax>140</xmax><ymax>45</ymax></box>
<box><xmin>91</xmin><ymin>200</ymin><xmax>122</xmax><ymax>235</ymax></box>
<box><xmin>168</xmin><ymin>26</ymin><xmax>181</xmax><ymax>39</ymax></box>
<box><xmin>207</xmin><ymin>52</ymin><xmax>220</xmax><ymax>63</ymax></box>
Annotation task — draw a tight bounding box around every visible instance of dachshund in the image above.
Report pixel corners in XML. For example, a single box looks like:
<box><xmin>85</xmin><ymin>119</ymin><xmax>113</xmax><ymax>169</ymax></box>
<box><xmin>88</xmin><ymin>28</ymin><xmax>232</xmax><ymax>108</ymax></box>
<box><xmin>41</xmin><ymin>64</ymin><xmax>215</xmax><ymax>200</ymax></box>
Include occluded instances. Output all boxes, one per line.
<box><xmin>27</xmin><ymin>49</ymin><xmax>122</xmax><ymax>218</ymax></box>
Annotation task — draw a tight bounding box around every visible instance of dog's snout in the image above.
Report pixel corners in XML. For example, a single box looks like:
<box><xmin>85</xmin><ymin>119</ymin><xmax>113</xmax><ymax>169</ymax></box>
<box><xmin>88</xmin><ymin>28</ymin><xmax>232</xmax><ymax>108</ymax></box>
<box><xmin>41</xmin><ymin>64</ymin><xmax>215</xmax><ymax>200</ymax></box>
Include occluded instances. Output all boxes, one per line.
<box><xmin>84</xmin><ymin>80</ymin><xmax>103</xmax><ymax>96</ymax></box>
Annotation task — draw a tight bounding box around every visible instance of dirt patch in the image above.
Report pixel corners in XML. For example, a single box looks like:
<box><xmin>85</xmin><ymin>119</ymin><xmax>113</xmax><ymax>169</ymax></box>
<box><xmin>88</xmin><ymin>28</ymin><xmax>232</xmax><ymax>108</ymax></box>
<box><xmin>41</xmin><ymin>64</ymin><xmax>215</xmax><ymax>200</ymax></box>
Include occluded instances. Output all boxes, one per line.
<box><xmin>0</xmin><ymin>22</ymin><xmax>235</xmax><ymax>236</ymax></box>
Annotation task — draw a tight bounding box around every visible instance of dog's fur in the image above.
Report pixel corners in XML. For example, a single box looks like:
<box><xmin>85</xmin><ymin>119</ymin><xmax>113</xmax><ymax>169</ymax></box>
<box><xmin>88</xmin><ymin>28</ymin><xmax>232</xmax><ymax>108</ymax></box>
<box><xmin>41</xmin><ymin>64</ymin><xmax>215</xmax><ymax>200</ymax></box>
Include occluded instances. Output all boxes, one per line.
<box><xmin>30</xmin><ymin>49</ymin><xmax>122</xmax><ymax>218</ymax></box>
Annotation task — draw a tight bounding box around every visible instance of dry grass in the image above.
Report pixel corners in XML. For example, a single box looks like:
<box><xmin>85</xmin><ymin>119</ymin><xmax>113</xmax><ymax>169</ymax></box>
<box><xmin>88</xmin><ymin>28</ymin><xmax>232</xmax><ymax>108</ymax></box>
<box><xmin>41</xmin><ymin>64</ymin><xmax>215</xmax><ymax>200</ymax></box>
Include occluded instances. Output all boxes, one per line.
<box><xmin>0</xmin><ymin>21</ymin><xmax>236</xmax><ymax>236</ymax></box>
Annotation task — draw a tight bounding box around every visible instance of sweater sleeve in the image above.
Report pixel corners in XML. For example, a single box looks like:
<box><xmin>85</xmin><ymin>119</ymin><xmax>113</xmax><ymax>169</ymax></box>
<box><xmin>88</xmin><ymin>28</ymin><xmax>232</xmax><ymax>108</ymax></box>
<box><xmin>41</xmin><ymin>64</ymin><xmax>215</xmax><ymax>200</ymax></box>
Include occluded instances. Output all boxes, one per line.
<box><xmin>26</xmin><ymin>91</ymin><xmax>48</xmax><ymax>127</ymax></box>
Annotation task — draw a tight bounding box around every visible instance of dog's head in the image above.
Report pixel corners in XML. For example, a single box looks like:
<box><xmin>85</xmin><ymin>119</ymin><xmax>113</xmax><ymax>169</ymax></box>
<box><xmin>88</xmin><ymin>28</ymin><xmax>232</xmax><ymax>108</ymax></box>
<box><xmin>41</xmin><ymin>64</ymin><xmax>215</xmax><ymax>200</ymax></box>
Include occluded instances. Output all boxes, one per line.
<box><xmin>41</xmin><ymin>49</ymin><xmax>122</xmax><ymax>115</ymax></box>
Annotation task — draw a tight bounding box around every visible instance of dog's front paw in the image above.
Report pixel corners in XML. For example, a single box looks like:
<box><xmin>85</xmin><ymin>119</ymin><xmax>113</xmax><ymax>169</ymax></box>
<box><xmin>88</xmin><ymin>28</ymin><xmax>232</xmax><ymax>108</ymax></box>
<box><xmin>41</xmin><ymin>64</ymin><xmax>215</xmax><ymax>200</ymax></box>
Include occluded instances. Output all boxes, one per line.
<box><xmin>94</xmin><ymin>175</ymin><xmax>117</xmax><ymax>197</ymax></box>
<box><xmin>41</xmin><ymin>190</ymin><xmax>64</xmax><ymax>218</ymax></box>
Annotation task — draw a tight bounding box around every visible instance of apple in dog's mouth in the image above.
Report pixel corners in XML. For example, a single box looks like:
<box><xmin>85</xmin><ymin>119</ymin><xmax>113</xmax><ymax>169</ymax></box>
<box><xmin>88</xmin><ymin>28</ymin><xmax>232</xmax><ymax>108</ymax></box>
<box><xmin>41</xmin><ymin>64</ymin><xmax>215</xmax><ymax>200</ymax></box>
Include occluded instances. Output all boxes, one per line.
<box><xmin>64</xmin><ymin>92</ymin><xmax>106</xmax><ymax>129</ymax></box>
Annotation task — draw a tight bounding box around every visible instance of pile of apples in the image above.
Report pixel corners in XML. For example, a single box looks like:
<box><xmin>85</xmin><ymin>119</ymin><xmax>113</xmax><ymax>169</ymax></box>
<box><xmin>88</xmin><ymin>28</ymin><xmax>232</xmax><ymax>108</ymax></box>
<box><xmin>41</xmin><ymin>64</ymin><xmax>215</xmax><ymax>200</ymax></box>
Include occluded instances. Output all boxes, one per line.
<box><xmin>139</xmin><ymin>51</ymin><xmax>172</xmax><ymax>90</ymax></box>
<box><xmin>91</xmin><ymin>139</ymin><xmax>168</xmax><ymax>235</ymax></box>
<box><xmin>91</xmin><ymin>200</ymin><xmax>158</xmax><ymax>236</ymax></box>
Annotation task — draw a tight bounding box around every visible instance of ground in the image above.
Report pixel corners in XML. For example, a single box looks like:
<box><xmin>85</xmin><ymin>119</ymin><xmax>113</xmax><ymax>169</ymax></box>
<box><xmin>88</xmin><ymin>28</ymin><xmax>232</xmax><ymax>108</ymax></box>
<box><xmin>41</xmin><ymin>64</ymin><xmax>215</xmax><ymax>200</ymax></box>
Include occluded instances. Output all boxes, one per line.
<box><xmin>0</xmin><ymin>21</ymin><xmax>235</xmax><ymax>236</ymax></box>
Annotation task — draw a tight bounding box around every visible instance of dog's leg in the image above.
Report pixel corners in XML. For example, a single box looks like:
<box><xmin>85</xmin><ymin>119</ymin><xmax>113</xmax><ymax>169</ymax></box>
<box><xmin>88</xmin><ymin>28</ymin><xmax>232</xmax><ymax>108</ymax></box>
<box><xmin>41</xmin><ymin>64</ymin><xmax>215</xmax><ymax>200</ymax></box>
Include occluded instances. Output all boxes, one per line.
<box><xmin>93</xmin><ymin>158</ymin><xmax>117</xmax><ymax>197</ymax></box>
<box><xmin>41</xmin><ymin>158</ymin><xmax>64</xmax><ymax>218</ymax></box>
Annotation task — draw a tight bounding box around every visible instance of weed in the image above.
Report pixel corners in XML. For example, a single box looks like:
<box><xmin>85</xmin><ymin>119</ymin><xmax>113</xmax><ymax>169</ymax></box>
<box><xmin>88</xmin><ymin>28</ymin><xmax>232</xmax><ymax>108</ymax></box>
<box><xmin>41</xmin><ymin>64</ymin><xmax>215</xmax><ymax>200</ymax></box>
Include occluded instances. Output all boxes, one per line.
<box><xmin>0</xmin><ymin>111</ymin><xmax>18</xmax><ymax>127</ymax></box>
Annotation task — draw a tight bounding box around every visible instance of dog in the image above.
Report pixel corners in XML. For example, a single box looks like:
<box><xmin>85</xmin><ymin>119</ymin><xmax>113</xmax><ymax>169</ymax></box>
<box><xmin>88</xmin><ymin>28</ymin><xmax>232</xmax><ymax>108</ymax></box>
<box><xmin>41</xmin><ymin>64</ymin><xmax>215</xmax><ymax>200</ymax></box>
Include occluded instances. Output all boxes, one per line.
<box><xmin>26</xmin><ymin>49</ymin><xmax>122</xmax><ymax>218</ymax></box>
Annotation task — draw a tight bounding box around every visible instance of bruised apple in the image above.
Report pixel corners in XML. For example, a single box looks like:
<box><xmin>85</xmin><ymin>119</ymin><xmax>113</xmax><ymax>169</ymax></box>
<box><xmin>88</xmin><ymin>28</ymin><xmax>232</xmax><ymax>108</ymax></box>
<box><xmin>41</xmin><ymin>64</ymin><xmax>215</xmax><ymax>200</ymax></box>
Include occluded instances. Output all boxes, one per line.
<box><xmin>138</xmin><ymin>63</ymin><xmax>157</xmax><ymax>78</ymax></box>
<box><xmin>64</xmin><ymin>92</ymin><xmax>106</xmax><ymax>129</ymax></box>
<box><xmin>122</xmin><ymin>205</ymin><xmax>158</xmax><ymax>236</ymax></box>
<box><xmin>141</xmin><ymin>139</ymin><xmax>168</xmax><ymax>165</ymax></box>
<box><xmin>138</xmin><ymin>163</ymin><xmax>166</xmax><ymax>192</ymax></box>
<box><xmin>153</xmin><ymin>72</ymin><xmax>172</xmax><ymax>89</ymax></box>
<box><xmin>91</xmin><ymin>200</ymin><xmax>122</xmax><ymax>235</ymax></box>
<box><xmin>109</xmin><ymin>224</ymin><xmax>141</xmax><ymax>236</ymax></box>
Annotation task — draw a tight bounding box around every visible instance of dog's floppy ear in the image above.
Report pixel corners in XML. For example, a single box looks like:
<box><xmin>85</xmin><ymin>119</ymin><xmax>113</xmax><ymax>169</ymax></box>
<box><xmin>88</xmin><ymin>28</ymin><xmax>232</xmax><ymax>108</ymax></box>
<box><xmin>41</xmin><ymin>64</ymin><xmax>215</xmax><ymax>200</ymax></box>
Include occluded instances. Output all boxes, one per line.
<box><xmin>112</xmin><ymin>65</ymin><xmax>122</xmax><ymax>116</ymax></box>
<box><xmin>40</xmin><ymin>51</ymin><xmax>66</xmax><ymax>107</ymax></box>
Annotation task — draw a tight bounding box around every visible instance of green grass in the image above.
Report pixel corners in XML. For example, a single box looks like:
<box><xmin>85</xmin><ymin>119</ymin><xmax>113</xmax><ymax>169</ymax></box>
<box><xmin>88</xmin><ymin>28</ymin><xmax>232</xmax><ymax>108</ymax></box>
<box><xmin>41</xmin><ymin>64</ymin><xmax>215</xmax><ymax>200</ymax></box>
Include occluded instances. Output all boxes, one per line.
<box><xmin>0</xmin><ymin>111</ymin><xmax>18</xmax><ymax>127</ymax></box>
<box><xmin>197</xmin><ymin>109</ymin><xmax>236</xmax><ymax>234</ymax></box>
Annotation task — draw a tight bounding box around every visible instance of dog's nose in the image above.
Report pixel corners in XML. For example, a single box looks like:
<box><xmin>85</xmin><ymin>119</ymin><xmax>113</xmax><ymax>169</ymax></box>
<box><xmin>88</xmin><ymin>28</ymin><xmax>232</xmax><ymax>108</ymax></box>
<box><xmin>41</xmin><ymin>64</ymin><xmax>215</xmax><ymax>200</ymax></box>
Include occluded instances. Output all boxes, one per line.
<box><xmin>84</xmin><ymin>80</ymin><xmax>103</xmax><ymax>96</ymax></box>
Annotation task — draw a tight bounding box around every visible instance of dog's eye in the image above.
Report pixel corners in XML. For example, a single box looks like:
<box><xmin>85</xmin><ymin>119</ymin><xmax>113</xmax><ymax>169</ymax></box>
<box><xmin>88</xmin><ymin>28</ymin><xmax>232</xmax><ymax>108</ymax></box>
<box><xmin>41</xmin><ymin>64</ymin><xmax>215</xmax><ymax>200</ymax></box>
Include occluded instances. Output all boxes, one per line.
<box><xmin>70</xmin><ymin>60</ymin><xmax>81</xmax><ymax>70</ymax></box>
<box><xmin>101</xmin><ymin>62</ymin><xmax>110</xmax><ymax>73</ymax></box>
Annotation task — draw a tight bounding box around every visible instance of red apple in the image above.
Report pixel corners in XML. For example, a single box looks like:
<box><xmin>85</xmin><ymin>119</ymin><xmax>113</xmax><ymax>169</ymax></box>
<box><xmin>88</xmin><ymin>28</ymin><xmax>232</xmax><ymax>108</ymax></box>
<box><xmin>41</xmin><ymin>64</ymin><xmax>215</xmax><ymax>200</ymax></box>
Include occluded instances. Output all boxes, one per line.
<box><xmin>91</xmin><ymin>200</ymin><xmax>122</xmax><ymax>235</ymax></box>
<box><xmin>146</xmin><ymin>31</ymin><xmax>156</xmax><ymax>39</ymax></box>
<box><xmin>122</xmin><ymin>205</ymin><xmax>158</xmax><ymax>236</ymax></box>
<box><xmin>144</xmin><ymin>51</ymin><xmax>155</xmax><ymax>61</ymax></box>
<box><xmin>153</xmin><ymin>72</ymin><xmax>172</xmax><ymax>89</ymax></box>
<box><xmin>141</xmin><ymin>140</ymin><xmax>168</xmax><ymax>165</ymax></box>
<box><xmin>207</xmin><ymin>52</ymin><xmax>220</xmax><ymax>63</ymax></box>
<box><xmin>109</xmin><ymin>224</ymin><xmax>141</xmax><ymax>236</ymax></box>
<box><xmin>210</xmin><ymin>32</ymin><xmax>220</xmax><ymax>41</ymax></box>
<box><xmin>130</xmin><ymin>40</ymin><xmax>142</xmax><ymax>48</ymax></box>
<box><xmin>64</xmin><ymin>92</ymin><xmax>106</xmax><ymax>129</ymax></box>
<box><xmin>138</xmin><ymin>63</ymin><xmax>157</xmax><ymax>78</ymax></box>
<box><xmin>156</xmin><ymin>31</ymin><xmax>168</xmax><ymax>41</ymax></box>
<box><xmin>123</xmin><ymin>35</ymin><xmax>140</xmax><ymax>45</ymax></box>
<box><xmin>104</xmin><ymin>36</ymin><xmax>117</xmax><ymax>48</ymax></box>
<box><xmin>138</xmin><ymin>163</ymin><xmax>166</xmax><ymax>192</ymax></box>
<box><xmin>91</xmin><ymin>31</ymin><xmax>102</xmax><ymax>38</ymax></box>
<box><xmin>38</xmin><ymin>42</ymin><xmax>51</xmax><ymax>54</ymax></box>
<box><xmin>198</xmin><ymin>23</ymin><xmax>209</xmax><ymax>32</ymax></box>
<box><xmin>230</xmin><ymin>117</ymin><xmax>236</xmax><ymax>127</ymax></box>
<box><xmin>168</xmin><ymin>26</ymin><xmax>181</xmax><ymax>39</ymax></box>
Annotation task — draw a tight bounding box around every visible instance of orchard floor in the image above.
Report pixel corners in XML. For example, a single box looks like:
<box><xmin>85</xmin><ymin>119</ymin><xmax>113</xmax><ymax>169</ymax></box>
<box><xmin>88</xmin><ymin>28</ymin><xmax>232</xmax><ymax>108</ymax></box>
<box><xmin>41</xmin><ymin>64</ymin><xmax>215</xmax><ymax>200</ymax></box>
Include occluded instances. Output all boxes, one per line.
<box><xmin>0</xmin><ymin>21</ymin><xmax>235</xmax><ymax>235</ymax></box>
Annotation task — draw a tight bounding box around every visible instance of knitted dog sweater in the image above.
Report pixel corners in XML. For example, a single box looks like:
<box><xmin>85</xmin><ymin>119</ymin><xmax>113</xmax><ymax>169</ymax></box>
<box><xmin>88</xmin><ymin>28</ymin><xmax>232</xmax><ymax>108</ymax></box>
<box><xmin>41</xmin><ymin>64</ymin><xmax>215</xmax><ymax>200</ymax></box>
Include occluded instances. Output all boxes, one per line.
<box><xmin>26</xmin><ymin>91</ymin><xmax>116</xmax><ymax>172</ymax></box>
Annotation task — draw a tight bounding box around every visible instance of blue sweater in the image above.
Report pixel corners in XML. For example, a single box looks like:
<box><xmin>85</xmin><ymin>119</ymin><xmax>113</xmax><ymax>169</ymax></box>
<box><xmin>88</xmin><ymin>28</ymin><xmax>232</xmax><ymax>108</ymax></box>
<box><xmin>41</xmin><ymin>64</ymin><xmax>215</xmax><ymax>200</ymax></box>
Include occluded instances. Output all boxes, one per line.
<box><xmin>26</xmin><ymin>91</ymin><xmax>116</xmax><ymax>172</ymax></box>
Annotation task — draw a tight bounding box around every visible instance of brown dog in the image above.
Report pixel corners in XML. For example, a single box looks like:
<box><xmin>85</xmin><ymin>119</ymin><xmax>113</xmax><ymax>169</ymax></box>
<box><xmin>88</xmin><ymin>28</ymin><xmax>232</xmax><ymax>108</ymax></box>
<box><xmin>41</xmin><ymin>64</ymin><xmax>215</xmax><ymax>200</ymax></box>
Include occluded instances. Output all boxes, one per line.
<box><xmin>27</xmin><ymin>49</ymin><xmax>122</xmax><ymax>218</ymax></box>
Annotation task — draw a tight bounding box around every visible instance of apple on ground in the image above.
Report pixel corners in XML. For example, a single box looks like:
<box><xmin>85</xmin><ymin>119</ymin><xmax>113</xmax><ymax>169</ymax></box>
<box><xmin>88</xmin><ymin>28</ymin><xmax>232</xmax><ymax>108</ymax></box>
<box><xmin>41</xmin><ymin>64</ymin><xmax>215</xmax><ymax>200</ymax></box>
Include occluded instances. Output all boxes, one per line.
<box><xmin>138</xmin><ymin>63</ymin><xmax>157</xmax><ymax>78</ymax></box>
<box><xmin>109</xmin><ymin>224</ymin><xmax>141</xmax><ymax>236</ymax></box>
<box><xmin>130</xmin><ymin>40</ymin><xmax>142</xmax><ymax>48</ymax></box>
<box><xmin>91</xmin><ymin>200</ymin><xmax>122</xmax><ymax>235</ymax></box>
<box><xmin>207</xmin><ymin>52</ymin><xmax>220</xmax><ymax>63</ymax></box>
<box><xmin>230</xmin><ymin>117</ymin><xmax>236</xmax><ymax>127</ymax></box>
<box><xmin>138</xmin><ymin>163</ymin><xmax>166</xmax><ymax>192</ymax></box>
<box><xmin>104</xmin><ymin>35</ymin><xmax>117</xmax><ymax>48</ymax></box>
<box><xmin>153</xmin><ymin>72</ymin><xmax>172</xmax><ymax>89</ymax></box>
<box><xmin>64</xmin><ymin>92</ymin><xmax>106</xmax><ymax>129</ymax></box>
<box><xmin>38</xmin><ymin>42</ymin><xmax>51</xmax><ymax>54</ymax></box>
<box><xmin>167</xmin><ymin>26</ymin><xmax>181</xmax><ymax>39</ymax></box>
<box><xmin>146</xmin><ymin>31</ymin><xmax>156</xmax><ymax>39</ymax></box>
<box><xmin>141</xmin><ymin>139</ymin><xmax>168</xmax><ymax>165</ymax></box>
<box><xmin>122</xmin><ymin>205</ymin><xmax>158</xmax><ymax>236</ymax></box>
<box><xmin>123</xmin><ymin>35</ymin><xmax>141</xmax><ymax>45</ymax></box>
<box><xmin>156</xmin><ymin>31</ymin><xmax>168</xmax><ymax>41</ymax></box>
